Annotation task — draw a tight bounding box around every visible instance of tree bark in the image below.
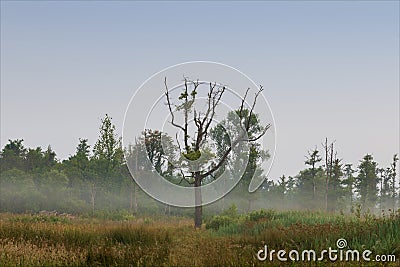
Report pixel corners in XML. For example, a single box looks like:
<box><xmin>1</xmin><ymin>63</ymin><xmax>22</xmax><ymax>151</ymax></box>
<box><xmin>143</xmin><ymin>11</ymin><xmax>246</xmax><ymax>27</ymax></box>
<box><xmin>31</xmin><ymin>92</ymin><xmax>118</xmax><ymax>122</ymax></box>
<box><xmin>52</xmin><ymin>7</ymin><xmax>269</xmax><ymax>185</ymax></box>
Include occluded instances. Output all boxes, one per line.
<box><xmin>134</xmin><ymin>183</ymin><xmax>138</xmax><ymax>212</ymax></box>
<box><xmin>324</xmin><ymin>138</ymin><xmax>330</xmax><ymax>212</ymax></box>
<box><xmin>90</xmin><ymin>182</ymin><xmax>96</xmax><ymax>216</ymax></box>
<box><xmin>132</xmin><ymin>139</ymin><xmax>139</xmax><ymax>213</ymax></box>
<box><xmin>130</xmin><ymin>182</ymin><xmax>138</xmax><ymax>213</ymax></box>
<box><xmin>194</xmin><ymin>173</ymin><xmax>202</xmax><ymax>228</ymax></box>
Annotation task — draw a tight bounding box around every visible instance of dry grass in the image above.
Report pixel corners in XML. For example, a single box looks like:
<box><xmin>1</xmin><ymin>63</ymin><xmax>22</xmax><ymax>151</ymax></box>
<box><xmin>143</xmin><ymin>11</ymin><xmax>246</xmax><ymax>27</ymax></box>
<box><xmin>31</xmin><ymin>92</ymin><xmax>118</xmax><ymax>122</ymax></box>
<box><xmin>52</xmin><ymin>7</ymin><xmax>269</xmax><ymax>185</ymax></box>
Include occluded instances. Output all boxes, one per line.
<box><xmin>0</xmin><ymin>212</ymin><xmax>399</xmax><ymax>266</ymax></box>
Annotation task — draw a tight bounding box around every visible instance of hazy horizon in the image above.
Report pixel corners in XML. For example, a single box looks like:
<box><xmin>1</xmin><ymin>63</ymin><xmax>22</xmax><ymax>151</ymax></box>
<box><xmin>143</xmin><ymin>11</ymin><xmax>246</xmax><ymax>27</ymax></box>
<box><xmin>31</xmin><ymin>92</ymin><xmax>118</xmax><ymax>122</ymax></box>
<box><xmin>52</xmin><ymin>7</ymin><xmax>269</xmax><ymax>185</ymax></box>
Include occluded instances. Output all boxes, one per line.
<box><xmin>1</xmin><ymin>1</ymin><xmax>399</xmax><ymax>180</ymax></box>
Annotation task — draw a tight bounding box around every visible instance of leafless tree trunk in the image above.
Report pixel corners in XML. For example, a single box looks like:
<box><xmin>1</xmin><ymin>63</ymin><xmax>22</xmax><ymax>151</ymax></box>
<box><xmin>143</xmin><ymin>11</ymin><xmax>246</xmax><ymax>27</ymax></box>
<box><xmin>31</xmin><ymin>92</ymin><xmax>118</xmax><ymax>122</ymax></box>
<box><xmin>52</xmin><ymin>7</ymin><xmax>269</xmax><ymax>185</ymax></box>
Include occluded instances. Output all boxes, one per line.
<box><xmin>324</xmin><ymin>139</ymin><xmax>329</xmax><ymax>212</ymax></box>
<box><xmin>130</xmin><ymin>185</ymin><xmax>133</xmax><ymax>211</ymax></box>
<box><xmin>194</xmin><ymin>172</ymin><xmax>202</xmax><ymax>228</ymax></box>
<box><xmin>323</xmin><ymin>138</ymin><xmax>334</xmax><ymax>212</ymax></box>
<box><xmin>379</xmin><ymin>168</ymin><xmax>384</xmax><ymax>210</ymax></box>
<box><xmin>129</xmin><ymin>138</ymin><xmax>139</xmax><ymax>214</ymax></box>
<box><xmin>90</xmin><ymin>182</ymin><xmax>96</xmax><ymax>216</ymax></box>
<box><xmin>130</xmin><ymin>182</ymin><xmax>138</xmax><ymax>213</ymax></box>
<box><xmin>221</xmin><ymin>177</ymin><xmax>226</xmax><ymax>211</ymax></box>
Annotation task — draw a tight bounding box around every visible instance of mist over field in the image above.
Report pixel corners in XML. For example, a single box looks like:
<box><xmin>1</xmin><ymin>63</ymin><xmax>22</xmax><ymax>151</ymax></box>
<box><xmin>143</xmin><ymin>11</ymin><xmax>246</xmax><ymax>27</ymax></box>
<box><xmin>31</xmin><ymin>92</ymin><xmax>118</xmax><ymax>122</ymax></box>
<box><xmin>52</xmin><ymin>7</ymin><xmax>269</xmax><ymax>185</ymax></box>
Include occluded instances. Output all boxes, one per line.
<box><xmin>1</xmin><ymin>120</ymin><xmax>398</xmax><ymax>218</ymax></box>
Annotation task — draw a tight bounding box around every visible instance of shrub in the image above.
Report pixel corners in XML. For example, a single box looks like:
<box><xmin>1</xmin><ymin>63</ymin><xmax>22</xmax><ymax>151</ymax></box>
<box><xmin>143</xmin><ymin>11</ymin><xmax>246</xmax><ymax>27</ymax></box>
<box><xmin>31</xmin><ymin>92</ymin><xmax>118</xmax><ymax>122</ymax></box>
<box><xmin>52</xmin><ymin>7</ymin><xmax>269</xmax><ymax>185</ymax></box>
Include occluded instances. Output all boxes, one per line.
<box><xmin>248</xmin><ymin>209</ymin><xmax>275</xmax><ymax>221</ymax></box>
<box><xmin>221</xmin><ymin>204</ymin><xmax>238</xmax><ymax>218</ymax></box>
<box><xmin>206</xmin><ymin>215</ymin><xmax>234</xmax><ymax>230</ymax></box>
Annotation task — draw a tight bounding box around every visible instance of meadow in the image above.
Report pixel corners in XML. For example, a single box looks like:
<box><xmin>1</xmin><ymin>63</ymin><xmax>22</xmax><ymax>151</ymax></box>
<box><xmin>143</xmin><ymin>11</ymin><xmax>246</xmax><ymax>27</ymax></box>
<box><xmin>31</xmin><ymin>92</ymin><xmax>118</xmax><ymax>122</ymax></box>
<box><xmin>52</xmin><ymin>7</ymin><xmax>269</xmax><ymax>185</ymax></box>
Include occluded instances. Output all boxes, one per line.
<box><xmin>0</xmin><ymin>208</ymin><xmax>399</xmax><ymax>266</ymax></box>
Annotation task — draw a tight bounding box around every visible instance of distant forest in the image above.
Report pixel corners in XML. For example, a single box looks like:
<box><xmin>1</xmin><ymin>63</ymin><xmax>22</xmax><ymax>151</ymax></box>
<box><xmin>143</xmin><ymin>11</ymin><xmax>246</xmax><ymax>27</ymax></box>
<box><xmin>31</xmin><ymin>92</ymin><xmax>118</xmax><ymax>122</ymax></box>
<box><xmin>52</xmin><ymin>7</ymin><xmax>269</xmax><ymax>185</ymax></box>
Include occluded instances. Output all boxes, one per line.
<box><xmin>0</xmin><ymin>114</ymin><xmax>399</xmax><ymax>218</ymax></box>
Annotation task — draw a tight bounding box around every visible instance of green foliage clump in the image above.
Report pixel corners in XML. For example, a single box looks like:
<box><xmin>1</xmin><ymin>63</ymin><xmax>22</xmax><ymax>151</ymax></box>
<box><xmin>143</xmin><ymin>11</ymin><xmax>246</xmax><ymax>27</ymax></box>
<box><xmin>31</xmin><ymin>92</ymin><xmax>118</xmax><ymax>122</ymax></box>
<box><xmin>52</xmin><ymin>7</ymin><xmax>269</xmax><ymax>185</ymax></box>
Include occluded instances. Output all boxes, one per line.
<box><xmin>221</xmin><ymin>204</ymin><xmax>238</xmax><ymax>218</ymax></box>
<box><xmin>206</xmin><ymin>204</ymin><xmax>240</xmax><ymax>230</ymax></box>
<box><xmin>183</xmin><ymin>150</ymin><xmax>201</xmax><ymax>161</ymax></box>
<box><xmin>205</xmin><ymin>215</ymin><xmax>235</xmax><ymax>230</ymax></box>
<box><xmin>248</xmin><ymin>209</ymin><xmax>275</xmax><ymax>221</ymax></box>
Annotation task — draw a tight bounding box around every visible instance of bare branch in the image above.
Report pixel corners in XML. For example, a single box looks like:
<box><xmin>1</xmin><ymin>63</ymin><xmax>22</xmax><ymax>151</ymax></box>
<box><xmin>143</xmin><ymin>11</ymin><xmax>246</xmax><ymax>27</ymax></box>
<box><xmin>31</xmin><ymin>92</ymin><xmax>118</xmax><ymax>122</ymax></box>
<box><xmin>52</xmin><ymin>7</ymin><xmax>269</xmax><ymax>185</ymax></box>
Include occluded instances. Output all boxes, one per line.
<box><xmin>239</xmin><ymin>87</ymin><xmax>250</xmax><ymax>119</ymax></box>
<box><xmin>175</xmin><ymin>132</ymin><xmax>182</xmax><ymax>154</ymax></box>
<box><xmin>178</xmin><ymin>169</ymin><xmax>194</xmax><ymax>185</ymax></box>
<box><xmin>246</xmin><ymin>85</ymin><xmax>264</xmax><ymax>131</ymax></box>
<box><xmin>193</xmin><ymin>82</ymin><xmax>225</xmax><ymax>151</ymax></box>
<box><xmin>165</xmin><ymin>77</ymin><xmax>185</xmax><ymax>132</ymax></box>
<box><xmin>209</xmin><ymin>172</ymin><xmax>217</xmax><ymax>181</ymax></box>
<box><xmin>247</xmin><ymin>123</ymin><xmax>271</xmax><ymax>142</ymax></box>
<box><xmin>199</xmin><ymin>135</ymin><xmax>243</xmax><ymax>179</ymax></box>
<box><xmin>203</xmin><ymin>85</ymin><xmax>225</xmax><ymax>138</ymax></box>
<box><xmin>201</xmin><ymin>82</ymin><xmax>217</xmax><ymax>127</ymax></box>
<box><xmin>193</xmin><ymin>108</ymin><xmax>200</xmax><ymax>129</ymax></box>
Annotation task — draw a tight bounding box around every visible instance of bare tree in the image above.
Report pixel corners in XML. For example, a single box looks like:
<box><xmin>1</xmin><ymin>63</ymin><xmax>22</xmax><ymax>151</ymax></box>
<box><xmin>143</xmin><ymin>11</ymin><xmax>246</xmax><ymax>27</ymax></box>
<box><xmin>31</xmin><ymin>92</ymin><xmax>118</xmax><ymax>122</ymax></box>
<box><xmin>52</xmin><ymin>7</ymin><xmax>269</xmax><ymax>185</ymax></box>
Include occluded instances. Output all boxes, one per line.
<box><xmin>323</xmin><ymin>138</ymin><xmax>335</xmax><ymax>212</ymax></box>
<box><xmin>90</xmin><ymin>182</ymin><xmax>96</xmax><ymax>216</ymax></box>
<box><xmin>132</xmin><ymin>138</ymin><xmax>139</xmax><ymax>213</ymax></box>
<box><xmin>165</xmin><ymin>77</ymin><xmax>269</xmax><ymax>228</ymax></box>
<box><xmin>390</xmin><ymin>154</ymin><xmax>399</xmax><ymax>210</ymax></box>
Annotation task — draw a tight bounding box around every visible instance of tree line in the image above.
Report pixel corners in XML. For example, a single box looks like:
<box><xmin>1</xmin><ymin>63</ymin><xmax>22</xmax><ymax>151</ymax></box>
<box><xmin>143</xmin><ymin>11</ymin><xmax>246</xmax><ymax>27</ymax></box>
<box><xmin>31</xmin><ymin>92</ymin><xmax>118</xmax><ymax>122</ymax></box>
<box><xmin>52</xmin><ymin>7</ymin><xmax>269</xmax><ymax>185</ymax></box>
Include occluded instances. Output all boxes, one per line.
<box><xmin>0</xmin><ymin>114</ymin><xmax>398</xmax><ymax>219</ymax></box>
<box><xmin>262</xmin><ymin>143</ymin><xmax>399</xmax><ymax>213</ymax></box>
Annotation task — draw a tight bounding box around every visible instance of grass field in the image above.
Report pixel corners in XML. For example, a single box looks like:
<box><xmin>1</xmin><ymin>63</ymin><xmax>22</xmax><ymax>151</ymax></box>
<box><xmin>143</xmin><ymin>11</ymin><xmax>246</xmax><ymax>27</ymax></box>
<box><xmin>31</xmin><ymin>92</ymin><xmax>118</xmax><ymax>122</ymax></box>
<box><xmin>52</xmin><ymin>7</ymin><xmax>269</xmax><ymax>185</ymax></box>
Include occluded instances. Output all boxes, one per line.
<box><xmin>0</xmin><ymin>209</ymin><xmax>399</xmax><ymax>266</ymax></box>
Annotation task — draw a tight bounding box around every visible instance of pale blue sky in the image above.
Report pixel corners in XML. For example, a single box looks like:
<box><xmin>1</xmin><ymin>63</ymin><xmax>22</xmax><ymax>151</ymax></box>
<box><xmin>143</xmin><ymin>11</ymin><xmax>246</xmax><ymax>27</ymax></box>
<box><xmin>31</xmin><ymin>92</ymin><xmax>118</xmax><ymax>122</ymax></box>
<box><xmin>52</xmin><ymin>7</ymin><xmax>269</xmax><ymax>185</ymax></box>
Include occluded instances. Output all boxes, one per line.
<box><xmin>1</xmin><ymin>1</ymin><xmax>399</xmax><ymax>180</ymax></box>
